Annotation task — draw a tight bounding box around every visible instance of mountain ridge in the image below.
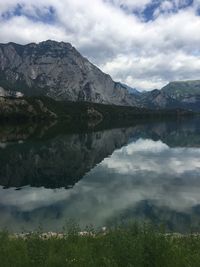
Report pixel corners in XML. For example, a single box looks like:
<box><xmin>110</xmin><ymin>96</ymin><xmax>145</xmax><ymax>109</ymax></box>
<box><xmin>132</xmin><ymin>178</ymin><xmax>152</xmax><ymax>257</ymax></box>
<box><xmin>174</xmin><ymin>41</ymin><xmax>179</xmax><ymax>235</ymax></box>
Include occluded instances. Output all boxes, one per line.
<box><xmin>0</xmin><ymin>40</ymin><xmax>138</xmax><ymax>106</ymax></box>
<box><xmin>160</xmin><ymin>80</ymin><xmax>200</xmax><ymax>111</ymax></box>
<box><xmin>0</xmin><ymin>40</ymin><xmax>199</xmax><ymax>111</ymax></box>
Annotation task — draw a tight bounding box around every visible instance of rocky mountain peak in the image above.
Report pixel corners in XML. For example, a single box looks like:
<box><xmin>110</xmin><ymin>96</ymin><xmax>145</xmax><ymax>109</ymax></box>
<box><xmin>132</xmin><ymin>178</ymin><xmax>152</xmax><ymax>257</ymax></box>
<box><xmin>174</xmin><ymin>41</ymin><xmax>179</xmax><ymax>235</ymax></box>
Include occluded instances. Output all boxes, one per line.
<box><xmin>0</xmin><ymin>40</ymin><xmax>200</xmax><ymax>111</ymax></box>
<box><xmin>0</xmin><ymin>40</ymin><xmax>138</xmax><ymax>106</ymax></box>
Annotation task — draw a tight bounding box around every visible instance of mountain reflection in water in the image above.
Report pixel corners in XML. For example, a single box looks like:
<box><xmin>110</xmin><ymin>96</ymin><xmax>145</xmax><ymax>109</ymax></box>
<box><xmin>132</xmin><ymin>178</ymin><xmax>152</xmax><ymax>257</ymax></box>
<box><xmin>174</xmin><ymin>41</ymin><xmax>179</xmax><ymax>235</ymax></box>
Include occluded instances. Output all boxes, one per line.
<box><xmin>0</xmin><ymin>117</ymin><xmax>200</xmax><ymax>233</ymax></box>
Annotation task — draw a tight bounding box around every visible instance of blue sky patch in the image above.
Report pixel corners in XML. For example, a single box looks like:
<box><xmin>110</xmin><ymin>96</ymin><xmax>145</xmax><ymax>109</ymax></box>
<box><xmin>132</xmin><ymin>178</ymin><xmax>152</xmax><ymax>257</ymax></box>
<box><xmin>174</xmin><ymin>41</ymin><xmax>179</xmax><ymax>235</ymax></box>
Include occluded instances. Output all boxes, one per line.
<box><xmin>135</xmin><ymin>0</ymin><xmax>194</xmax><ymax>22</ymax></box>
<box><xmin>1</xmin><ymin>4</ymin><xmax>56</xmax><ymax>24</ymax></box>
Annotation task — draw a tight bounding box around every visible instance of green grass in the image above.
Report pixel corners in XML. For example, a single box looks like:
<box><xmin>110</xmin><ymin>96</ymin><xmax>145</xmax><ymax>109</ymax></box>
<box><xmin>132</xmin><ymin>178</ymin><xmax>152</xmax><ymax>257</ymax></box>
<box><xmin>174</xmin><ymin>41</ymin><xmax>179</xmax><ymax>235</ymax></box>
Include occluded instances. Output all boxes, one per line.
<box><xmin>1</xmin><ymin>224</ymin><xmax>200</xmax><ymax>267</ymax></box>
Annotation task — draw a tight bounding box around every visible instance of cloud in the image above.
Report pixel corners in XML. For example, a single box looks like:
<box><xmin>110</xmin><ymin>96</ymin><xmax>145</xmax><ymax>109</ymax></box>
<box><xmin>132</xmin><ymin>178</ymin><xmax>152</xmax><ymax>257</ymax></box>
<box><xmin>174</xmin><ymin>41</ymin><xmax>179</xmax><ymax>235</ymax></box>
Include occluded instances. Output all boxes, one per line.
<box><xmin>0</xmin><ymin>0</ymin><xmax>200</xmax><ymax>90</ymax></box>
<box><xmin>104</xmin><ymin>0</ymin><xmax>152</xmax><ymax>12</ymax></box>
<box><xmin>103</xmin><ymin>50</ymin><xmax>200</xmax><ymax>90</ymax></box>
<box><xmin>103</xmin><ymin>138</ymin><xmax>200</xmax><ymax>174</ymax></box>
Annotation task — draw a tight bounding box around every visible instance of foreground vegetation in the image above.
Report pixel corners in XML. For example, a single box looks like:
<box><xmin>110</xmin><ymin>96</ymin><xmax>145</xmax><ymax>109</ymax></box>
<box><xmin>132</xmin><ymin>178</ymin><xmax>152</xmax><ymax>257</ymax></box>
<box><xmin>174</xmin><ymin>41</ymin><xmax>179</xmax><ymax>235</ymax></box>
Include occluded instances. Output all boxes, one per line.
<box><xmin>1</xmin><ymin>224</ymin><xmax>200</xmax><ymax>267</ymax></box>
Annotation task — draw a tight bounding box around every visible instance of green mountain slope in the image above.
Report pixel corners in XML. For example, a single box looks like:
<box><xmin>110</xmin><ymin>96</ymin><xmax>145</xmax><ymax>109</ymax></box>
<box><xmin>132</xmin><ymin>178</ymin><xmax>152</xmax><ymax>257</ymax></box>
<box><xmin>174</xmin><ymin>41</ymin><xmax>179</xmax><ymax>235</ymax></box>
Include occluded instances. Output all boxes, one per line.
<box><xmin>162</xmin><ymin>80</ymin><xmax>200</xmax><ymax>100</ymax></box>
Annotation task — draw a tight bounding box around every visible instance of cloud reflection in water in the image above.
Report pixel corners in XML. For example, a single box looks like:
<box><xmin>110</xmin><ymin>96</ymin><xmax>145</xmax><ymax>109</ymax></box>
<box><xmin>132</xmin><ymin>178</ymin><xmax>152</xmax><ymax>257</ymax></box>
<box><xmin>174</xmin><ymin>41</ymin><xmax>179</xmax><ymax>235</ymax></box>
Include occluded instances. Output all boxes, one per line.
<box><xmin>1</xmin><ymin>137</ymin><xmax>200</xmax><ymax>232</ymax></box>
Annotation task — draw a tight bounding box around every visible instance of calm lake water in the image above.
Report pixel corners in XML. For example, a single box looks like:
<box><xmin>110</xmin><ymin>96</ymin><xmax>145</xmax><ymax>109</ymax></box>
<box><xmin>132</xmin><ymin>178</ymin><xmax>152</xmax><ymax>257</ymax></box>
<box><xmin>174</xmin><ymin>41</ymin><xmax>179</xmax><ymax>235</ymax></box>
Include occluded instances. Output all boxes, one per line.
<box><xmin>0</xmin><ymin>117</ymin><xmax>200</xmax><ymax>233</ymax></box>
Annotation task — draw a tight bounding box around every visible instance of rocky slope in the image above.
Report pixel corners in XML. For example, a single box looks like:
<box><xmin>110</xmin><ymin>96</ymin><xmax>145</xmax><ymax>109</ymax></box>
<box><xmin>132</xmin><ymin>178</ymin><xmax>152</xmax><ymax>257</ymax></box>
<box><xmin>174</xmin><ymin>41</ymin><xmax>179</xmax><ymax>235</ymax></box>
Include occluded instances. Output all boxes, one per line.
<box><xmin>138</xmin><ymin>80</ymin><xmax>200</xmax><ymax>111</ymax></box>
<box><xmin>139</xmin><ymin>89</ymin><xmax>181</xmax><ymax>109</ymax></box>
<box><xmin>162</xmin><ymin>80</ymin><xmax>200</xmax><ymax>100</ymax></box>
<box><xmin>0</xmin><ymin>40</ymin><xmax>137</xmax><ymax>106</ymax></box>
<box><xmin>161</xmin><ymin>80</ymin><xmax>200</xmax><ymax>111</ymax></box>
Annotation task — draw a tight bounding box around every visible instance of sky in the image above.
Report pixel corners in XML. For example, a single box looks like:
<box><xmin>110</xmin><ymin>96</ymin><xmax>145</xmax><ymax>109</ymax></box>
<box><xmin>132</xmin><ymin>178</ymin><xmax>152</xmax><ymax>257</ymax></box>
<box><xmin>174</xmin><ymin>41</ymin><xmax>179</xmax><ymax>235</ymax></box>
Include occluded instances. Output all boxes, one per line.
<box><xmin>0</xmin><ymin>0</ymin><xmax>200</xmax><ymax>91</ymax></box>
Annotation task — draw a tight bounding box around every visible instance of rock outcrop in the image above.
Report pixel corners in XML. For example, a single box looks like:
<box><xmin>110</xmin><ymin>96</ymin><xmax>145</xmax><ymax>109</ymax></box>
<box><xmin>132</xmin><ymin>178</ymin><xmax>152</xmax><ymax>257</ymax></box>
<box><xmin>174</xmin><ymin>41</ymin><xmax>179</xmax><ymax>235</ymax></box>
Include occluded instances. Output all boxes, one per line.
<box><xmin>0</xmin><ymin>40</ymin><xmax>137</xmax><ymax>106</ymax></box>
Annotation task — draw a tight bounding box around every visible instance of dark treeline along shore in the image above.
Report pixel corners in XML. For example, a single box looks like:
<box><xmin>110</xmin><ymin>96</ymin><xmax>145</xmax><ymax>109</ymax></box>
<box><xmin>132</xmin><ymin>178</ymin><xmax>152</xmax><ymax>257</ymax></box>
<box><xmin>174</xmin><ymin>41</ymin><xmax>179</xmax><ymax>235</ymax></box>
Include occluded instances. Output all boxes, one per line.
<box><xmin>0</xmin><ymin>95</ymin><xmax>194</xmax><ymax>124</ymax></box>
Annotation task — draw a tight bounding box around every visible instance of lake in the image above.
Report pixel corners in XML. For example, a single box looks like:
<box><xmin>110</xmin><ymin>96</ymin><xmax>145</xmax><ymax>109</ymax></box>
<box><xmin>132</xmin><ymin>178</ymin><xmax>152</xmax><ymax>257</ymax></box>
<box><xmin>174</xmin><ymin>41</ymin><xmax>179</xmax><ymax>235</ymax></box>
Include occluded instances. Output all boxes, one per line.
<box><xmin>0</xmin><ymin>117</ymin><xmax>200</xmax><ymax>233</ymax></box>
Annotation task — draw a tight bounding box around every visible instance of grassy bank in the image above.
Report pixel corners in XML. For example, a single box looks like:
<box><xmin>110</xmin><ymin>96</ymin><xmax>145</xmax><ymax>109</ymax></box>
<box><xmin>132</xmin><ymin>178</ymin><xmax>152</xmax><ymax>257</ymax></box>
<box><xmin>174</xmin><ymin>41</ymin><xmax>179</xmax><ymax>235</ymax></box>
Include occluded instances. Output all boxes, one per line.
<box><xmin>1</xmin><ymin>224</ymin><xmax>200</xmax><ymax>267</ymax></box>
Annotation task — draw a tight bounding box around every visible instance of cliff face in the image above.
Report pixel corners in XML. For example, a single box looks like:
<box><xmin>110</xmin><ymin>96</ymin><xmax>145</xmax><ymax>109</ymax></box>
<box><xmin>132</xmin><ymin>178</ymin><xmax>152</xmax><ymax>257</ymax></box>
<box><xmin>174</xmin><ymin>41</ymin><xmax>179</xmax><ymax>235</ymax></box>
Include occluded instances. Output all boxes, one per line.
<box><xmin>0</xmin><ymin>40</ymin><xmax>137</xmax><ymax>106</ymax></box>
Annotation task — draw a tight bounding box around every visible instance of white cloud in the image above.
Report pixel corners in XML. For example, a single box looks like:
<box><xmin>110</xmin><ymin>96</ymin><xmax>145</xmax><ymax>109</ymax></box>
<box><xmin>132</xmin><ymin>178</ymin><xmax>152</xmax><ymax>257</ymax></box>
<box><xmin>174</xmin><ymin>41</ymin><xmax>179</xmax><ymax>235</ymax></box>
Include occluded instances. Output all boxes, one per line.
<box><xmin>0</xmin><ymin>0</ymin><xmax>200</xmax><ymax>90</ymax></box>
<box><xmin>103</xmin><ymin>139</ymin><xmax>200</xmax><ymax>174</ymax></box>
<box><xmin>102</xmin><ymin>50</ymin><xmax>200</xmax><ymax>90</ymax></box>
<box><xmin>104</xmin><ymin>0</ymin><xmax>152</xmax><ymax>12</ymax></box>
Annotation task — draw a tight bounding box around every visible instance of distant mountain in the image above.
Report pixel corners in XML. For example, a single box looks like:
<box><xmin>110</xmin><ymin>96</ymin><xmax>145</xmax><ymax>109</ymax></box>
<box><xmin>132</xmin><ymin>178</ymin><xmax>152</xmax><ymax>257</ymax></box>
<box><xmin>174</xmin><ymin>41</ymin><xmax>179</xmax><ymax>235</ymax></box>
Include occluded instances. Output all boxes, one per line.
<box><xmin>0</xmin><ymin>40</ymin><xmax>137</xmax><ymax>106</ymax></box>
<box><xmin>161</xmin><ymin>80</ymin><xmax>200</xmax><ymax>111</ymax></box>
<box><xmin>162</xmin><ymin>80</ymin><xmax>200</xmax><ymax>100</ymax></box>
<box><xmin>139</xmin><ymin>89</ymin><xmax>181</xmax><ymax>109</ymax></box>
<box><xmin>117</xmin><ymin>83</ymin><xmax>141</xmax><ymax>96</ymax></box>
<box><xmin>138</xmin><ymin>80</ymin><xmax>200</xmax><ymax>111</ymax></box>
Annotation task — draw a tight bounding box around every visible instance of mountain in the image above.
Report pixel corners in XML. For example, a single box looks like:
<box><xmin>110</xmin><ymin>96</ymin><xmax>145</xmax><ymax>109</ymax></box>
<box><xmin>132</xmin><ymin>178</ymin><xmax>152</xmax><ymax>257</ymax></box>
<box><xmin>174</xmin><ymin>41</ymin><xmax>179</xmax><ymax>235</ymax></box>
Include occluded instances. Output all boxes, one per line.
<box><xmin>138</xmin><ymin>80</ymin><xmax>200</xmax><ymax>111</ymax></box>
<box><xmin>139</xmin><ymin>89</ymin><xmax>181</xmax><ymax>109</ymax></box>
<box><xmin>161</xmin><ymin>80</ymin><xmax>200</xmax><ymax>111</ymax></box>
<box><xmin>0</xmin><ymin>40</ymin><xmax>199</xmax><ymax>112</ymax></box>
<box><xmin>0</xmin><ymin>40</ymin><xmax>137</xmax><ymax>106</ymax></box>
<box><xmin>162</xmin><ymin>80</ymin><xmax>200</xmax><ymax>100</ymax></box>
<box><xmin>117</xmin><ymin>82</ymin><xmax>141</xmax><ymax>96</ymax></box>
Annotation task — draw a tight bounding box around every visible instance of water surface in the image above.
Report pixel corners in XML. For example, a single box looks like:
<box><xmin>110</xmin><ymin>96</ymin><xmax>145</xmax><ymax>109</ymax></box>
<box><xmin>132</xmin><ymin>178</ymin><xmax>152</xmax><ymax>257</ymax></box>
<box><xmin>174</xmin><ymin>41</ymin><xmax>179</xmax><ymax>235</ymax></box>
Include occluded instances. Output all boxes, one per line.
<box><xmin>0</xmin><ymin>118</ymin><xmax>200</xmax><ymax>233</ymax></box>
